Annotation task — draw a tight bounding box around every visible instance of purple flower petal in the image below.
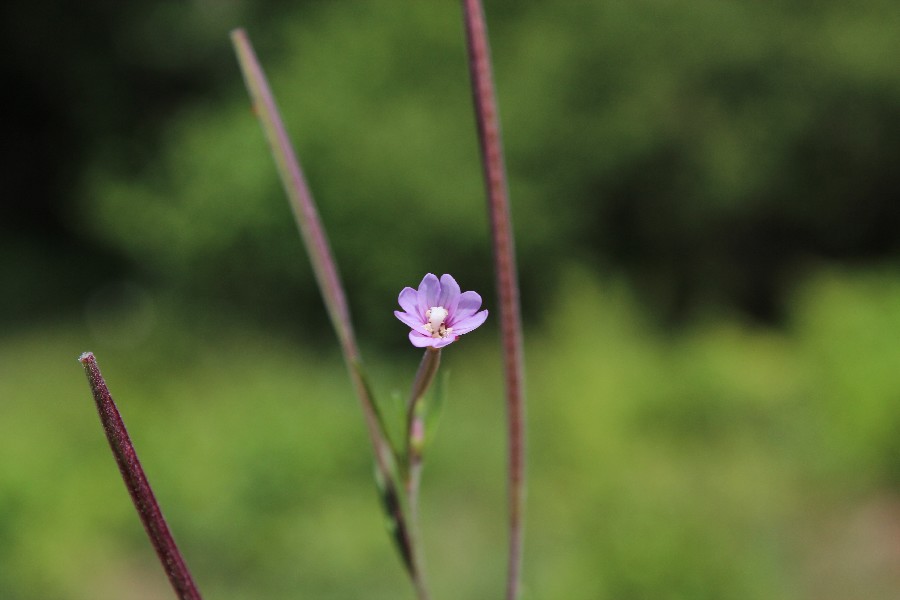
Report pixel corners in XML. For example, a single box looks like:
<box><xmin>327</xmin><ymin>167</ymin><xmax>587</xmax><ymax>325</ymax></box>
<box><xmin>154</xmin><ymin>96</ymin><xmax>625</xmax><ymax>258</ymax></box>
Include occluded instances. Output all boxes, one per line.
<box><xmin>438</xmin><ymin>274</ymin><xmax>461</xmax><ymax>314</ymax></box>
<box><xmin>409</xmin><ymin>331</ymin><xmax>437</xmax><ymax>347</ymax></box>
<box><xmin>398</xmin><ymin>287</ymin><xmax>420</xmax><ymax>317</ymax></box>
<box><xmin>433</xmin><ymin>336</ymin><xmax>457</xmax><ymax>348</ymax></box>
<box><xmin>450</xmin><ymin>309</ymin><xmax>488</xmax><ymax>335</ymax></box>
<box><xmin>451</xmin><ymin>291</ymin><xmax>483</xmax><ymax>321</ymax></box>
<box><xmin>397</xmin><ymin>273</ymin><xmax>488</xmax><ymax>348</ymax></box>
<box><xmin>417</xmin><ymin>273</ymin><xmax>440</xmax><ymax>314</ymax></box>
<box><xmin>394</xmin><ymin>310</ymin><xmax>429</xmax><ymax>334</ymax></box>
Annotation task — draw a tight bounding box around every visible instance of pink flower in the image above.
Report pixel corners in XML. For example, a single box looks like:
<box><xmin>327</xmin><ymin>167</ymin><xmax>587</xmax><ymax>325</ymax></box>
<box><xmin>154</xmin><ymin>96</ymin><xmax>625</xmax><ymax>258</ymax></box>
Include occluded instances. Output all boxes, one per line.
<box><xmin>394</xmin><ymin>273</ymin><xmax>489</xmax><ymax>348</ymax></box>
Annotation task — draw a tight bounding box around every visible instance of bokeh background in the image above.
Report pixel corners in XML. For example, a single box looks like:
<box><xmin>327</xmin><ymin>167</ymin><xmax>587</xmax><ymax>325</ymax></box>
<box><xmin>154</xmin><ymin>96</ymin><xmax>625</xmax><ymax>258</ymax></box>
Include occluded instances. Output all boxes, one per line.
<box><xmin>3</xmin><ymin>1</ymin><xmax>900</xmax><ymax>598</ymax></box>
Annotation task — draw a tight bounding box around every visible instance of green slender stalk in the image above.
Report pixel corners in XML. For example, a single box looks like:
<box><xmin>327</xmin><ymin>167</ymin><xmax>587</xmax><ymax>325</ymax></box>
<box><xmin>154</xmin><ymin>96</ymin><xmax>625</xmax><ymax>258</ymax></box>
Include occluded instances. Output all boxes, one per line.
<box><xmin>230</xmin><ymin>29</ymin><xmax>420</xmax><ymax>586</ymax></box>
<box><xmin>79</xmin><ymin>352</ymin><xmax>202</xmax><ymax>600</ymax></box>
<box><xmin>404</xmin><ymin>348</ymin><xmax>442</xmax><ymax>600</ymax></box>
<box><xmin>406</xmin><ymin>349</ymin><xmax>443</xmax><ymax>468</ymax></box>
<box><xmin>460</xmin><ymin>2</ymin><xmax>527</xmax><ymax>599</ymax></box>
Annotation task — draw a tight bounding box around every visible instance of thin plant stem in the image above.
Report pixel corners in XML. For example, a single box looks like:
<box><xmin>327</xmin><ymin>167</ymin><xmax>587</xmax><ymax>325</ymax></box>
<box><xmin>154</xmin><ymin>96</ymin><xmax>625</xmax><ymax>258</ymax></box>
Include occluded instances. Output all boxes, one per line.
<box><xmin>406</xmin><ymin>348</ymin><xmax>443</xmax><ymax>464</ymax></box>
<box><xmin>230</xmin><ymin>25</ymin><xmax>390</xmax><ymax>494</ymax></box>
<box><xmin>460</xmin><ymin>2</ymin><xmax>527</xmax><ymax>599</ymax></box>
<box><xmin>78</xmin><ymin>352</ymin><xmax>202</xmax><ymax>600</ymax></box>
<box><xmin>230</xmin><ymin>29</ymin><xmax>421</xmax><ymax>587</ymax></box>
<box><xmin>404</xmin><ymin>347</ymin><xmax>442</xmax><ymax>600</ymax></box>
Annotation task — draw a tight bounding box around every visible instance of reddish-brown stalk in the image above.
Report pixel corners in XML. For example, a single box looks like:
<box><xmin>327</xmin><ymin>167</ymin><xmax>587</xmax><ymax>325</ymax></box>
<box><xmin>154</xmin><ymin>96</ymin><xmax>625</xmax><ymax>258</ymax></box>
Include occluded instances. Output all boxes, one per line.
<box><xmin>461</xmin><ymin>2</ymin><xmax>528</xmax><ymax>599</ymax></box>
<box><xmin>79</xmin><ymin>352</ymin><xmax>202</xmax><ymax>600</ymax></box>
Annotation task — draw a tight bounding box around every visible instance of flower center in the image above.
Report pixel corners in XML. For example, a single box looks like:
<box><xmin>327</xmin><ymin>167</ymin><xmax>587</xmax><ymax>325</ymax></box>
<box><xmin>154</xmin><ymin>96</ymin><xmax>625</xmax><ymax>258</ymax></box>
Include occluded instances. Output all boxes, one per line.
<box><xmin>424</xmin><ymin>306</ymin><xmax>451</xmax><ymax>338</ymax></box>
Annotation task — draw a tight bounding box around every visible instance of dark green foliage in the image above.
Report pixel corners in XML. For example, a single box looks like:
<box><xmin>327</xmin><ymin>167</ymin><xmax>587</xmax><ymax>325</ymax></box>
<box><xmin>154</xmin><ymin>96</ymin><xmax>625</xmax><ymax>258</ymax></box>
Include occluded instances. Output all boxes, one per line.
<box><xmin>5</xmin><ymin>1</ymin><xmax>900</xmax><ymax>336</ymax></box>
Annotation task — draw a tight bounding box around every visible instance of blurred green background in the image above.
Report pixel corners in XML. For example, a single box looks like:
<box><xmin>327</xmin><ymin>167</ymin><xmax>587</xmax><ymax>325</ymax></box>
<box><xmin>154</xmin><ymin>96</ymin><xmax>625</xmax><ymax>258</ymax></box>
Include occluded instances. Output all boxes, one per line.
<box><xmin>3</xmin><ymin>1</ymin><xmax>900</xmax><ymax>598</ymax></box>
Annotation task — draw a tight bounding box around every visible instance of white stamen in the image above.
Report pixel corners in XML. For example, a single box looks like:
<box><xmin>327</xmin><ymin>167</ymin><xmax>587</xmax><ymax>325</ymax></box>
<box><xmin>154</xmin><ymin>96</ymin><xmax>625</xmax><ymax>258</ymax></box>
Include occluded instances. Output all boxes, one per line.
<box><xmin>425</xmin><ymin>306</ymin><xmax>449</xmax><ymax>338</ymax></box>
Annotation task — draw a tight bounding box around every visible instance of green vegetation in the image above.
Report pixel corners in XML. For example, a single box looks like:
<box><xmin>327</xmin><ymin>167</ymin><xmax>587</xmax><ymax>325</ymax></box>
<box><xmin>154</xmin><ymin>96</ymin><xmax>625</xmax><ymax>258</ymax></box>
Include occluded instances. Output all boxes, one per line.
<box><xmin>4</xmin><ymin>1</ymin><xmax>900</xmax><ymax>598</ymax></box>
<box><xmin>3</xmin><ymin>267</ymin><xmax>900</xmax><ymax>598</ymax></box>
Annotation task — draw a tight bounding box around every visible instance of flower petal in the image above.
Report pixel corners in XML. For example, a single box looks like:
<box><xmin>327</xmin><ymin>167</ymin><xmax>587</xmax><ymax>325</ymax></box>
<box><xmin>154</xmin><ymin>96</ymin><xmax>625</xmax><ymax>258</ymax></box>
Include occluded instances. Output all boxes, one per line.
<box><xmin>438</xmin><ymin>274</ymin><xmax>461</xmax><ymax>314</ymax></box>
<box><xmin>451</xmin><ymin>309</ymin><xmax>488</xmax><ymax>335</ymax></box>
<box><xmin>409</xmin><ymin>331</ymin><xmax>437</xmax><ymax>347</ymax></box>
<box><xmin>417</xmin><ymin>273</ymin><xmax>440</xmax><ymax>314</ymax></box>
<box><xmin>432</xmin><ymin>336</ymin><xmax>458</xmax><ymax>348</ymax></box>
<box><xmin>394</xmin><ymin>310</ymin><xmax>429</xmax><ymax>334</ymax></box>
<box><xmin>451</xmin><ymin>291</ymin><xmax>483</xmax><ymax>321</ymax></box>
<box><xmin>398</xmin><ymin>287</ymin><xmax>420</xmax><ymax>317</ymax></box>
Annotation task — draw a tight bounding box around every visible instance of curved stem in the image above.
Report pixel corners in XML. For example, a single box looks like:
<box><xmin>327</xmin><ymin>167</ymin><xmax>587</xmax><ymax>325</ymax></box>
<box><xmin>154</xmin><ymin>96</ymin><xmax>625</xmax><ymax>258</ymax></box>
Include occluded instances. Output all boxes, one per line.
<box><xmin>460</xmin><ymin>3</ymin><xmax>527</xmax><ymax>599</ymax></box>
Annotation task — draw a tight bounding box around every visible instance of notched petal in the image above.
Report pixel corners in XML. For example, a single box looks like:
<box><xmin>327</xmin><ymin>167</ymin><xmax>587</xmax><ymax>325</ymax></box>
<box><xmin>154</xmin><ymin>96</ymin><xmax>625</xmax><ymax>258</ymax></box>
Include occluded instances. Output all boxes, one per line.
<box><xmin>409</xmin><ymin>331</ymin><xmax>437</xmax><ymax>347</ymax></box>
<box><xmin>452</xmin><ymin>291</ymin><xmax>483</xmax><ymax>320</ymax></box>
<box><xmin>398</xmin><ymin>287</ymin><xmax>420</xmax><ymax>316</ymax></box>
<box><xmin>438</xmin><ymin>274</ymin><xmax>461</xmax><ymax>313</ymax></box>
<box><xmin>394</xmin><ymin>310</ymin><xmax>429</xmax><ymax>334</ymax></box>
<box><xmin>417</xmin><ymin>273</ymin><xmax>440</xmax><ymax>314</ymax></box>
<box><xmin>451</xmin><ymin>309</ymin><xmax>488</xmax><ymax>335</ymax></box>
<box><xmin>433</xmin><ymin>336</ymin><xmax>457</xmax><ymax>348</ymax></box>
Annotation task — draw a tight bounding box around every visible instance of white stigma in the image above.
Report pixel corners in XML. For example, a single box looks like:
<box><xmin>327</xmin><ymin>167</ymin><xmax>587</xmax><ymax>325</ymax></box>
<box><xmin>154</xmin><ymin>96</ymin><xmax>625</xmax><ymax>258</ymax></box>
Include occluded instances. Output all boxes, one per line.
<box><xmin>425</xmin><ymin>306</ymin><xmax>449</xmax><ymax>338</ymax></box>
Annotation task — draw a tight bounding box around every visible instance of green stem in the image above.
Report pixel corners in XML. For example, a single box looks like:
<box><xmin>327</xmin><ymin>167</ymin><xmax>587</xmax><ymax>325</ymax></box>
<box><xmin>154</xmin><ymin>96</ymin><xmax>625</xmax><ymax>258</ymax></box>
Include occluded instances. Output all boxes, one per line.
<box><xmin>405</xmin><ymin>347</ymin><xmax>442</xmax><ymax>600</ymax></box>
<box><xmin>231</xmin><ymin>28</ymin><xmax>415</xmax><ymax>579</ymax></box>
